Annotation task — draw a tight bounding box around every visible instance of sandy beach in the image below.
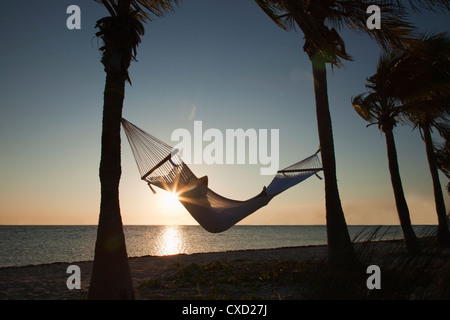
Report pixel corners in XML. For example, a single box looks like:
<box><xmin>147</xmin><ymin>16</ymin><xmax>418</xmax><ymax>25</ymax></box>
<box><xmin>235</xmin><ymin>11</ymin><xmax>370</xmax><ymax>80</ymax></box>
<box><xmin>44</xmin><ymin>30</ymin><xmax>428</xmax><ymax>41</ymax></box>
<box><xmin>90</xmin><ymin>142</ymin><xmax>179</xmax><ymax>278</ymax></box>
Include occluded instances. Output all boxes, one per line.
<box><xmin>0</xmin><ymin>245</ymin><xmax>326</xmax><ymax>300</ymax></box>
<box><xmin>0</xmin><ymin>241</ymin><xmax>448</xmax><ymax>300</ymax></box>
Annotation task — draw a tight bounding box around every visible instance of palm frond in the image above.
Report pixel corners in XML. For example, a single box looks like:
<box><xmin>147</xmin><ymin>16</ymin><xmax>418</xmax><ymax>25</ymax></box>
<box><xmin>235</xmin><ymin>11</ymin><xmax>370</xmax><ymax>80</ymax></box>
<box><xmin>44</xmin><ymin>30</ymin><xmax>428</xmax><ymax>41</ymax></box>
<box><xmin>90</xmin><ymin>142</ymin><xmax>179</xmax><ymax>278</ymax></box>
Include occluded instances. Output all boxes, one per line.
<box><xmin>352</xmin><ymin>49</ymin><xmax>413</xmax><ymax>131</ymax></box>
<box><xmin>393</xmin><ymin>0</ymin><xmax>450</xmax><ymax>12</ymax></box>
<box><xmin>254</xmin><ymin>0</ymin><xmax>288</xmax><ymax>30</ymax></box>
<box><xmin>132</xmin><ymin>0</ymin><xmax>179</xmax><ymax>22</ymax></box>
<box><xmin>352</xmin><ymin>94</ymin><xmax>380</xmax><ymax>125</ymax></box>
<box><xmin>391</xmin><ymin>32</ymin><xmax>450</xmax><ymax>127</ymax></box>
<box><xmin>255</xmin><ymin>0</ymin><xmax>417</xmax><ymax>68</ymax></box>
<box><xmin>95</xmin><ymin>0</ymin><xmax>180</xmax><ymax>72</ymax></box>
<box><xmin>401</xmin><ymin>95</ymin><xmax>450</xmax><ymax>127</ymax></box>
<box><xmin>95</xmin><ymin>0</ymin><xmax>180</xmax><ymax>21</ymax></box>
<box><xmin>435</xmin><ymin>120</ymin><xmax>450</xmax><ymax>141</ymax></box>
<box><xmin>332</xmin><ymin>1</ymin><xmax>416</xmax><ymax>51</ymax></box>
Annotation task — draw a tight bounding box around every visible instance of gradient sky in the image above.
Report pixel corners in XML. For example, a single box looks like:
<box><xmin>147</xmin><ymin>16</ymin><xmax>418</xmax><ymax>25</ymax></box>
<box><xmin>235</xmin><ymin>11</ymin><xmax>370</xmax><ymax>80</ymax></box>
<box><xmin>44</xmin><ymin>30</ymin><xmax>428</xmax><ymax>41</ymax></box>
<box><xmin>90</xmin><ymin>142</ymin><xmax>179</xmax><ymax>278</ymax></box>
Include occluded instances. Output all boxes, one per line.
<box><xmin>0</xmin><ymin>1</ymin><xmax>448</xmax><ymax>226</ymax></box>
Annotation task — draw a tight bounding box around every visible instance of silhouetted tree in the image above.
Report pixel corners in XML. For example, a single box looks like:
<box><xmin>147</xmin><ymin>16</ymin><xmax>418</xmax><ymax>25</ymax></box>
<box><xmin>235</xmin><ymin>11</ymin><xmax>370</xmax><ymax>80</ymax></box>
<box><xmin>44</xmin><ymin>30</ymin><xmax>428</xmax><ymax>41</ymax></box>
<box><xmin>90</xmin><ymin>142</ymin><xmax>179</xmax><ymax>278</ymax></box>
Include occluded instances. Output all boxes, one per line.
<box><xmin>399</xmin><ymin>33</ymin><xmax>450</xmax><ymax>246</ymax></box>
<box><xmin>89</xmin><ymin>0</ymin><xmax>178</xmax><ymax>300</ymax></box>
<box><xmin>352</xmin><ymin>51</ymin><xmax>422</xmax><ymax>254</ymax></box>
<box><xmin>434</xmin><ymin>122</ymin><xmax>450</xmax><ymax>195</ymax></box>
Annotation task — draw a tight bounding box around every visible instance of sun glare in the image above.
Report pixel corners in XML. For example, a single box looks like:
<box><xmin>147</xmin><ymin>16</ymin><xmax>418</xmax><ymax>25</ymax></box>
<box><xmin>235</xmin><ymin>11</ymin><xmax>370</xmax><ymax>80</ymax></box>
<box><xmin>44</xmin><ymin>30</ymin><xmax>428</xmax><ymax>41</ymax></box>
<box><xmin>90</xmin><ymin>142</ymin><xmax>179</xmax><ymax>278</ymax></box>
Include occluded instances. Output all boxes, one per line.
<box><xmin>162</xmin><ymin>191</ymin><xmax>181</xmax><ymax>210</ymax></box>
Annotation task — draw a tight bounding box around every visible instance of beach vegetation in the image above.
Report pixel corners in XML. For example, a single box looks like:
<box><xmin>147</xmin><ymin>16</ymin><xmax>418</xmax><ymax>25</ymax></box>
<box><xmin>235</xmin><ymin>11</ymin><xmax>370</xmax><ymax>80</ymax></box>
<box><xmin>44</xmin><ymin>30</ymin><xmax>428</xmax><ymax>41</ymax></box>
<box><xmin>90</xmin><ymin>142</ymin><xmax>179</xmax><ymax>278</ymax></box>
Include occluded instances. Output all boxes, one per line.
<box><xmin>135</xmin><ymin>227</ymin><xmax>450</xmax><ymax>300</ymax></box>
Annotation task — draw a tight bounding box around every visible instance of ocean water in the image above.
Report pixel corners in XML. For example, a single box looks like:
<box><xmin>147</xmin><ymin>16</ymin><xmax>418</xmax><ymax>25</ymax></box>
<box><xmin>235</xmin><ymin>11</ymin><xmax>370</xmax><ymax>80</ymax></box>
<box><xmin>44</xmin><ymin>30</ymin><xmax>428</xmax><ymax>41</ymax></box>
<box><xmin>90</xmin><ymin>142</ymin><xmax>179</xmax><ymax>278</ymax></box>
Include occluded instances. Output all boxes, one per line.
<box><xmin>0</xmin><ymin>225</ymin><xmax>435</xmax><ymax>268</ymax></box>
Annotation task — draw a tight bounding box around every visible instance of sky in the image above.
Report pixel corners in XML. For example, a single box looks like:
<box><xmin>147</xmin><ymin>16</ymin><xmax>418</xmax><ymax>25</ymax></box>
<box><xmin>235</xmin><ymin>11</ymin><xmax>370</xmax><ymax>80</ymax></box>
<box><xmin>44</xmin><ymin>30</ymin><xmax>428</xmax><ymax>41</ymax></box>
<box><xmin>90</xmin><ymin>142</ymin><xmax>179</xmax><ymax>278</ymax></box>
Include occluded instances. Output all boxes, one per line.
<box><xmin>0</xmin><ymin>1</ymin><xmax>448</xmax><ymax>226</ymax></box>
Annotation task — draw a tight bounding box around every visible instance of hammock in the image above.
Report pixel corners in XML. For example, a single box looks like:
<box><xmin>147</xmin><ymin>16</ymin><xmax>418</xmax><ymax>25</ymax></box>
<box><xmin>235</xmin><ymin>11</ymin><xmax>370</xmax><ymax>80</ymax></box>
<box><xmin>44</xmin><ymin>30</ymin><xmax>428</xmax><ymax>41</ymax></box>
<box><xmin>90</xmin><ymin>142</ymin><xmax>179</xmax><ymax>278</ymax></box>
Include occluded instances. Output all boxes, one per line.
<box><xmin>122</xmin><ymin>119</ymin><xmax>323</xmax><ymax>233</ymax></box>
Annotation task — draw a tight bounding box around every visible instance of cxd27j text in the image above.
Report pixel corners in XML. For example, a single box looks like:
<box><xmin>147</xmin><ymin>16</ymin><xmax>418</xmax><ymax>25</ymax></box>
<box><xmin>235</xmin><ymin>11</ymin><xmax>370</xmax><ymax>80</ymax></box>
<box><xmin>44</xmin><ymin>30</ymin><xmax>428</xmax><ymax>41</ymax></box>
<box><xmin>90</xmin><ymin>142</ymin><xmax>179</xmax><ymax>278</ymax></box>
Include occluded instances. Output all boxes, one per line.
<box><xmin>182</xmin><ymin>304</ymin><xmax>267</xmax><ymax>317</ymax></box>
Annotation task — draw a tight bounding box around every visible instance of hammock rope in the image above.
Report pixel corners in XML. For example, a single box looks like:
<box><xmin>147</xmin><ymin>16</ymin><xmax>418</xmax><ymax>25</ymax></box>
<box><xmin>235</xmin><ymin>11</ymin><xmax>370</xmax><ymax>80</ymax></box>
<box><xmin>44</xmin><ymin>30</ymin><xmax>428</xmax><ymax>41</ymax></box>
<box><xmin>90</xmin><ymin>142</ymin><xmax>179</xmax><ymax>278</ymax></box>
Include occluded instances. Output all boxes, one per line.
<box><xmin>122</xmin><ymin>118</ymin><xmax>322</xmax><ymax>233</ymax></box>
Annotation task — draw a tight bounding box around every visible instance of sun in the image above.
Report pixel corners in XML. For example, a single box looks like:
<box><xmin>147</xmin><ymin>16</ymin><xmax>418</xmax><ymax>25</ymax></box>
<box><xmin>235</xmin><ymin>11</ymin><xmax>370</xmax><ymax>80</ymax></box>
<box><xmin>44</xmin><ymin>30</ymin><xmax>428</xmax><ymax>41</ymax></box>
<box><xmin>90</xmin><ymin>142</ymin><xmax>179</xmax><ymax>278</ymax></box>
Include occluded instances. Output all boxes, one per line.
<box><xmin>161</xmin><ymin>191</ymin><xmax>181</xmax><ymax>211</ymax></box>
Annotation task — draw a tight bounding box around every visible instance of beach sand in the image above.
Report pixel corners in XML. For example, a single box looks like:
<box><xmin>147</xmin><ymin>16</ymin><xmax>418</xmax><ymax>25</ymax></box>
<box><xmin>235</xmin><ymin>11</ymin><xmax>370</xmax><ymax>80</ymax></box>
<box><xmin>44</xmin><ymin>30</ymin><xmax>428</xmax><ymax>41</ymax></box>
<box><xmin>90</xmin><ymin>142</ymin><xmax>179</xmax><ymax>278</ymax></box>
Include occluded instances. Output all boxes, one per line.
<box><xmin>0</xmin><ymin>242</ymin><xmax>448</xmax><ymax>300</ymax></box>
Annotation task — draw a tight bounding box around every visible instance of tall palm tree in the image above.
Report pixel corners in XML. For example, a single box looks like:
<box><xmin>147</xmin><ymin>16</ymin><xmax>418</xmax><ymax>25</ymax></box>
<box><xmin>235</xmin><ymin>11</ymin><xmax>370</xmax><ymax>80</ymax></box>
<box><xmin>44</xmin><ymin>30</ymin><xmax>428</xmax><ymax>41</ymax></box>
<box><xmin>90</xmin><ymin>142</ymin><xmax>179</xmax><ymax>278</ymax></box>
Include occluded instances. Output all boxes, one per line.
<box><xmin>253</xmin><ymin>0</ymin><xmax>422</xmax><ymax>264</ymax></box>
<box><xmin>88</xmin><ymin>0</ymin><xmax>178</xmax><ymax>300</ymax></box>
<box><xmin>352</xmin><ymin>51</ymin><xmax>422</xmax><ymax>254</ymax></box>
<box><xmin>434</xmin><ymin>121</ymin><xmax>450</xmax><ymax>195</ymax></box>
<box><xmin>408</xmin><ymin>108</ymin><xmax>450</xmax><ymax>246</ymax></box>
<box><xmin>399</xmin><ymin>33</ymin><xmax>450</xmax><ymax>246</ymax></box>
<box><xmin>419</xmin><ymin>113</ymin><xmax>450</xmax><ymax>246</ymax></box>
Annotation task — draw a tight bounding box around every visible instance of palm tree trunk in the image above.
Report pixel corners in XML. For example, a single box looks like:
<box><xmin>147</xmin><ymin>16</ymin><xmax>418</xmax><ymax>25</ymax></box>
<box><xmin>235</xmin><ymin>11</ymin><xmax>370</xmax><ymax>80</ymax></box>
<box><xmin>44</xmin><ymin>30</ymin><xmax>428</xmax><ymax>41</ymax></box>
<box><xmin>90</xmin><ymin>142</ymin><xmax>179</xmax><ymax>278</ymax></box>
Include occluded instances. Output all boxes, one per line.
<box><xmin>88</xmin><ymin>71</ymin><xmax>134</xmax><ymax>300</ymax></box>
<box><xmin>422</xmin><ymin>125</ymin><xmax>450</xmax><ymax>246</ymax></box>
<box><xmin>384</xmin><ymin>128</ymin><xmax>421</xmax><ymax>254</ymax></box>
<box><xmin>311</xmin><ymin>56</ymin><xmax>357</xmax><ymax>265</ymax></box>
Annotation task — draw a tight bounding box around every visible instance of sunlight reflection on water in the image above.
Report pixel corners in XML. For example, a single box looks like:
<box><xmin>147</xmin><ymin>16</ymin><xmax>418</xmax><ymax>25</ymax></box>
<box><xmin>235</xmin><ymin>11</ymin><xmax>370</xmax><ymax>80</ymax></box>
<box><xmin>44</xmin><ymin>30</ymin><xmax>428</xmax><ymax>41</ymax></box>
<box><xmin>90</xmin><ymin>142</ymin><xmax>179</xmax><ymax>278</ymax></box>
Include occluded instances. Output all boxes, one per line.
<box><xmin>156</xmin><ymin>225</ymin><xmax>185</xmax><ymax>256</ymax></box>
<box><xmin>0</xmin><ymin>225</ymin><xmax>434</xmax><ymax>267</ymax></box>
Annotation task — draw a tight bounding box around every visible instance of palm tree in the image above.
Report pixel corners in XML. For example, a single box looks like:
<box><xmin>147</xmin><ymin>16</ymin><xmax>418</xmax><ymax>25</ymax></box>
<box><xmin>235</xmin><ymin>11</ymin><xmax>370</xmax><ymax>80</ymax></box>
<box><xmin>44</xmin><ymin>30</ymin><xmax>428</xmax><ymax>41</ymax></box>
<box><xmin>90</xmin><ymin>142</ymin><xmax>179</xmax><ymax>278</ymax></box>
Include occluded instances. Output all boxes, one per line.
<box><xmin>352</xmin><ymin>51</ymin><xmax>421</xmax><ymax>254</ymax></box>
<box><xmin>434</xmin><ymin>121</ymin><xmax>450</xmax><ymax>195</ymax></box>
<box><xmin>409</xmin><ymin>110</ymin><xmax>450</xmax><ymax>246</ymax></box>
<box><xmin>253</xmin><ymin>0</ymin><xmax>423</xmax><ymax>264</ymax></box>
<box><xmin>421</xmin><ymin>114</ymin><xmax>450</xmax><ymax>246</ymax></box>
<box><xmin>88</xmin><ymin>0</ymin><xmax>178</xmax><ymax>300</ymax></box>
<box><xmin>399</xmin><ymin>33</ymin><xmax>450</xmax><ymax>246</ymax></box>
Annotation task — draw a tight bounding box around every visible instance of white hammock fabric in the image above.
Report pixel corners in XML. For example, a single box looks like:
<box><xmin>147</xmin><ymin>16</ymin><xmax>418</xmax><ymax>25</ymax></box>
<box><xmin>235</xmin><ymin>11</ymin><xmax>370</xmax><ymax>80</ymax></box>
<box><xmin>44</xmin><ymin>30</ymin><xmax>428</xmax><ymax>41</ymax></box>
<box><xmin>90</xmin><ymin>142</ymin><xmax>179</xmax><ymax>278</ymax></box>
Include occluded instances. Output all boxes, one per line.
<box><xmin>122</xmin><ymin>119</ymin><xmax>322</xmax><ymax>233</ymax></box>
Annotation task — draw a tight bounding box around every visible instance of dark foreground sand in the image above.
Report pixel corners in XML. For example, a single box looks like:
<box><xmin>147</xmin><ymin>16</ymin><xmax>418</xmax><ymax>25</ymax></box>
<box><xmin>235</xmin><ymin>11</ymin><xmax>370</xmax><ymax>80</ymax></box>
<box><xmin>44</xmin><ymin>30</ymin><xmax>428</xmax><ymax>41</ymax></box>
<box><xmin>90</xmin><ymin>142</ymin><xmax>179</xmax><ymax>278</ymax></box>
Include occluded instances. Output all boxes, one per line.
<box><xmin>0</xmin><ymin>242</ymin><xmax>448</xmax><ymax>300</ymax></box>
